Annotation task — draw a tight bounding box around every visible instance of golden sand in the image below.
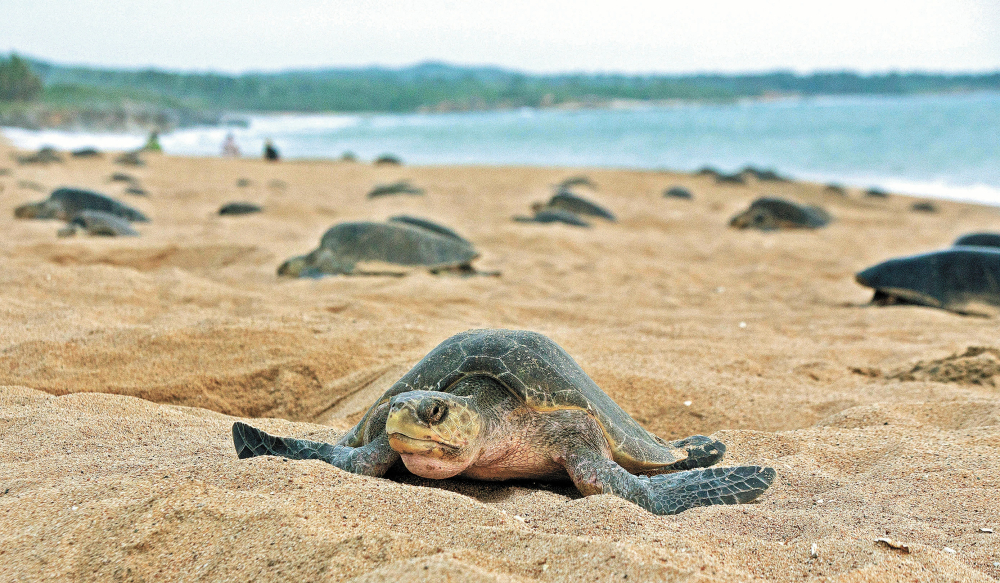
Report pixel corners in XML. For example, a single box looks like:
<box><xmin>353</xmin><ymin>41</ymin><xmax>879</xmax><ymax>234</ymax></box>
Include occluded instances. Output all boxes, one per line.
<box><xmin>0</xmin><ymin>140</ymin><xmax>998</xmax><ymax>581</ymax></box>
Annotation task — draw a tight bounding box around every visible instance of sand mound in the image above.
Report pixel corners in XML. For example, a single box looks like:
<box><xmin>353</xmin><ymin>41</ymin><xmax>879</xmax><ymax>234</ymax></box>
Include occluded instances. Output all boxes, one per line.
<box><xmin>889</xmin><ymin>347</ymin><xmax>1000</xmax><ymax>387</ymax></box>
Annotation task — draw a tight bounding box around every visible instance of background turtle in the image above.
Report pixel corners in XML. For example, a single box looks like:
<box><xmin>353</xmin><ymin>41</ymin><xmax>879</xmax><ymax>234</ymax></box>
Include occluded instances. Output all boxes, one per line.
<box><xmin>218</xmin><ymin>202</ymin><xmax>263</xmax><ymax>216</ymax></box>
<box><xmin>541</xmin><ymin>189</ymin><xmax>616</xmax><ymax>221</ymax></box>
<box><xmin>856</xmin><ymin>248</ymin><xmax>1000</xmax><ymax>316</ymax></box>
<box><xmin>15</xmin><ymin>188</ymin><xmax>150</xmax><ymax>222</ymax></box>
<box><xmin>513</xmin><ymin>208</ymin><xmax>591</xmax><ymax>227</ymax></box>
<box><xmin>954</xmin><ymin>232</ymin><xmax>1000</xmax><ymax>249</ymax></box>
<box><xmin>367</xmin><ymin>180</ymin><xmax>425</xmax><ymax>198</ymax></box>
<box><xmin>663</xmin><ymin>186</ymin><xmax>693</xmax><ymax>200</ymax></box>
<box><xmin>729</xmin><ymin>197</ymin><xmax>830</xmax><ymax>231</ymax></box>
<box><xmin>57</xmin><ymin>210</ymin><xmax>139</xmax><ymax>237</ymax></box>
<box><xmin>278</xmin><ymin>219</ymin><xmax>485</xmax><ymax>277</ymax></box>
<box><xmin>388</xmin><ymin>215</ymin><xmax>470</xmax><ymax>245</ymax></box>
<box><xmin>233</xmin><ymin>329</ymin><xmax>775</xmax><ymax>515</ymax></box>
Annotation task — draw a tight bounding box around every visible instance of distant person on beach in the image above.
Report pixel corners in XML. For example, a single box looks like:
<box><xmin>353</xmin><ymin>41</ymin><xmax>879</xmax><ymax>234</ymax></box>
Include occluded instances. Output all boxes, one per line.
<box><xmin>221</xmin><ymin>133</ymin><xmax>240</xmax><ymax>157</ymax></box>
<box><xmin>263</xmin><ymin>139</ymin><xmax>280</xmax><ymax>161</ymax></box>
<box><xmin>143</xmin><ymin>131</ymin><xmax>162</xmax><ymax>152</ymax></box>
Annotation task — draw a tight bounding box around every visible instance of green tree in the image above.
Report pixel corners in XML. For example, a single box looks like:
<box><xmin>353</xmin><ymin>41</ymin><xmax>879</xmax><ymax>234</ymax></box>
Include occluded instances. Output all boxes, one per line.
<box><xmin>0</xmin><ymin>54</ymin><xmax>43</xmax><ymax>102</ymax></box>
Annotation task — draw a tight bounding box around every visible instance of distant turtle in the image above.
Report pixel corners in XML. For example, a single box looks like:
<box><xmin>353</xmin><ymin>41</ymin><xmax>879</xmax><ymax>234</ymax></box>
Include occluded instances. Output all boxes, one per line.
<box><xmin>125</xmin><ymin>186</ymin><xmax>148</xmax><ymax>197</ymax></box>
<box><xmin>954</xmin><ymin>233</ymin><xmax>1000</xmax><ymax>249</ymax></box>
<box><xmin>539</xmin><ymin>189</ymin><xmax>615</xmax><ymax>221</ymax></box>
<box><xmin>663</xmin><ymin>186</ymin><xmax>693</xmax><ymax>200</ymax></box>
<box><xmin>374</xmin><ymin>154</ymin><xmax>403</xmax><ymax>166</ymax></box>
<box><xmin>911</xmin><ymin>201</ymin><xmax>937</xmax><ymax>213</ymax></box>
<box><xmin>114</xmin><ymin>151</ymin><xmax>145</xmax><ymax>167</ymax></box>
<box><xmin>57</xmin><ymin>210</ymin><xmax>139</xmax><ymax>237</ymax></box>
<box><xmin>856</xmin><ymin>248</ymin><xmax>1000</xmax><ymax>315</ymax></box>
<box><xmin>729</xmin><ymin>197</ymin><xmax>830</xmax><ymax>231</ymax></box>
<box><xmin>695</xmin><ymin>166</ymin><xmax>722</xmax><ymax>179</ymax></box>
<box><xmin>558</xmin><ymin>175</ymin><xmax>596</xmax><ymax>190</ymax></box>
<box><xmin>738</xmin><ymin>166</ymin><xmax>788</xmax><ymax>182</ymax></box>
<box><xmin>278</xmin><ymin>220</ymin><xmax>486</xmax><ymax>277</ymax></box>
<box><xmin>109</xmin><ymin>173</ymin><xmax>138</xmax><ymax>184</ymax></box>
<box><xmin>71</xmin><ymin>148</ymin><xmax>102</xmax><ymax>158</ymax></box>
<box><xmin>14</xmin><ymin>146</ymin><xmax>62</xmax><ymax>165</ymax></box>
<box><xmin>219</xmin><ymin>202</ymin><xmax>263</xmax><ymax>216</ymax></box>
<box><xmin>15</xmin><ymin>188</ymin><xmax>150</xmax><ymax>222</ymax></box>
<box><xmin>715</xmin><ymin>173</ymin><xmax>746</xmax><ymax>185</ymax></box>
<box><xmin>368</xmin><ymin>180</ymin><xmax>425</xmax><ymax>198</ymax></box>
<box><xmin>513</xmin><ymin>208</ymin><xmax>591</xmax><ymax>228</ymax></box>
<box><xmin>388</xmin><ymin>215</ymin><xmax>470</xmax><ymax>245</ymax></box>
<box><xmin>865</xmin><ymin>187</ymin><xmax>889</xmax><ymax>198</ymax></box>
<box><xmin>824</xmin><ymin>183</ymin><xmax>848</xmax><ymax>196</ymax></box>
<box><xmin>236</xmin><ymin>178</ymin><xmax>253</xmax><ymax>188</ymax></box>
<box><xmin>232</xmin><ymin>329</ymin><xmax>775</xmax><ymax>515</ymax></box>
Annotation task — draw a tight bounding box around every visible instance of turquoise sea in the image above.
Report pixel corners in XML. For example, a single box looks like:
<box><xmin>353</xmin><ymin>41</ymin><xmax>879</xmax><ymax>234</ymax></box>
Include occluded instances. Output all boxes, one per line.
<box><xmin>4</xmin><ymin>91</ymin><xmax>1000</xmax><ymax>204</ymax></box>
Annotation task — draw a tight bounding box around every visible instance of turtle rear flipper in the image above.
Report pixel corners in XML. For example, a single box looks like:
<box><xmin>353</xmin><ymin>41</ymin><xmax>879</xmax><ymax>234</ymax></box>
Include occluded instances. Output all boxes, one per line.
<box><xmin>641</xmin><ymin>465</ymin><xmax>776</xmax><ymax>515</ymax></box>
<box><xmin>563</xmin><ymin>450</ymin><xmax>774</xmax><ymax>515</ymax></box>
<box><xmin>232</xmin><ymin>422</ymin><xmax>398</xmax><ymax>476</ymax></box>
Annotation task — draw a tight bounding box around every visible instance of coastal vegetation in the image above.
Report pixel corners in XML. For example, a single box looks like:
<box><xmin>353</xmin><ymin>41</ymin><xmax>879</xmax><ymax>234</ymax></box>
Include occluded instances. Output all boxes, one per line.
<box><xmin>2</xmin><ymin>53</ymin><xmax>999</xmax><ymax>130</ymax></box>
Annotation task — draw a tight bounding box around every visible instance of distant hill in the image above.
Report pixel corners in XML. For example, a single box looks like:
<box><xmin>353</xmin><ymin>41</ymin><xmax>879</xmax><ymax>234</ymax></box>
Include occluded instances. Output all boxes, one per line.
<box><xmin>3</xmin><ymin>55</ymin><xmax>1000</xmax><ymax>130</ymax></box>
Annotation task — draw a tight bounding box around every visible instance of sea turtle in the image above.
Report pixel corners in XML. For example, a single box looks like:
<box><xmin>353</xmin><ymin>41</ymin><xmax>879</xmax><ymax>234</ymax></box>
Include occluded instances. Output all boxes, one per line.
<box><xmin>218</xmin><ymin>202</ymin><xmax>263</xmax><ymax>216</ymax></box>
<box><xmin>57</xmin><ymin>210</ymin><xmax>139</xmax><ymax>237</ymax></box>
<box><xmin>911</xmin><ymin>201</ymin><xmax>938</xmax><ymax>213</ymax></box>
<box><xmin>71</xmin><ymin>147</ymin><xmax>102</xmax><ymax>158</ymax></box>
<box><xmin>729</xmin><ymin>197</ymin><xmax>830</xmax><ymax>231</ymax></box>
<box><xmin>539</xmin><ymin>189</ymin><xmax>616</xmax><ymax>221</ymax></box>
<box><xmin>954</xmin><ymin>233</ymin><xmax>1000</xmax><ymax>248</ymax></box>
<box><xmin>114</xmin><ymin>151</ymin><xmax>145</xmax><ymax>167</ymax></box>
<box><xmin>15</xmin><ymin>188</ymin><xmax>150</xmax><ymax>222</ymax></box>
<box><xmin>557</xmin><ymin>176</ymin><xmax>597</xmax><ymax>190</ymax></box>
<box><xmin>738</xmin><ymin>166</ymin><xmax>788</xmax><ymax>182</ymax></box>
<box><xmin>277</xmin><ymin>219</ymin><xmax>485</xmax><ymax>277</ymax></box>
<box><xmin>388</xmin><ymin>215</ymin><xmax>470</xmax><ymax>245</ymax></box>
<box><xmin>824</xmin><ymin>183</ymin><xmax>848</xmax><ymax>196</ymax></box>
<box><xmin>663</xmin><ymin>186</ymin><xmax>693</xmax><ymax>200</ymax></box>
<box><xmin>513</xmin><ymin>208</ymin><xmax>591</xmax><ymax>228</ymax></box>
<box><xmin>14</xmin><ymin>146</ymin><xmax>63</xmax><ymax>165</ymax></box>
<box><xmin>232</xmin><ymin>329</ymin><xmax>775</xmax><ymax>515</ymax></box>
<box><xmin>367</xmin><ymin>180</ymin><xmax>425</xmax><ymax>198</ymax></box>
<box><xmin>865</xmin><ymin>187</ymin><xmax>889</xmax><ymax>198</ymax></box>
<box><xmin>856</xmin><ymin>248</ymin><xmax>1000</xmax><ymax>315</ymax></box>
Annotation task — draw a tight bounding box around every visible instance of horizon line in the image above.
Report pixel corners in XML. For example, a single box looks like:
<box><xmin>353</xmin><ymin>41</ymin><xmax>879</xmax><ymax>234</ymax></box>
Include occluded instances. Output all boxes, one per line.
<box><xmin>10</xmin><ymin>52</ymin><xmax>1000</xmax><ymax>79</ymax></box>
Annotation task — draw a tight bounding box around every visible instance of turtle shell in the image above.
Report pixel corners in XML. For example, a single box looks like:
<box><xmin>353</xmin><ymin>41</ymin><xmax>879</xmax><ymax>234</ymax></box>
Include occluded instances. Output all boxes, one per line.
<box><xmin>341</xmin><ymin>329</ymin><xmax>690</xmax><ymax>472</ymax></box>
<box><xmin>317</xmin><ymin>221</ymin><xmax>477</xmax><ymax>270</ymax></box>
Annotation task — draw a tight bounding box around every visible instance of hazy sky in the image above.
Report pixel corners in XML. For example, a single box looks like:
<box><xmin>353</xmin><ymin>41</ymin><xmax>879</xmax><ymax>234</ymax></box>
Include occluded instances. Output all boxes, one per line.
<box><xmin>3</xmin><ymin>0</ymin><xmax>998</xmax><ymax>74</ymax></box>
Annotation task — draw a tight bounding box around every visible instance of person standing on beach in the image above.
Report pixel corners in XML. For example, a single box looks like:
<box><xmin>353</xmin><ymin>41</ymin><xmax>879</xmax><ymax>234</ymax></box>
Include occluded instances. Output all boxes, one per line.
<box><xmin>264</xmin><ymin>139</ymin><xmax>280</xmax><ymax>161</ymax></box>
<box><xmin>221</xmin><ymin>133</ymin><xmax>241</xmax><ymax>157</ymax></box>
<box><xmin>143</xmin><ymin>131</ymin><xmax>162</xmax><ymax>152</ymax></box>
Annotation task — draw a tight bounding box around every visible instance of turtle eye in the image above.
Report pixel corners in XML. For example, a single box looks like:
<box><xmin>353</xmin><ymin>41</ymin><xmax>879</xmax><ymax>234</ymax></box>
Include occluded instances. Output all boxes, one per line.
<box><xmin>424</xmin><ymin>402</ymin><xmax>448</xmax><ymax>424</ymax></box>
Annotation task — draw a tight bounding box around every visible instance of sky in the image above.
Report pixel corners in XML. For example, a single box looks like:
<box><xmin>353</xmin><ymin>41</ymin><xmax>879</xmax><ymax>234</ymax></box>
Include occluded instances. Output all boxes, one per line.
<box><xmin>2</xmin><ymin>0</ymin><xmax>999</xmax><ymax>74</ymax></box>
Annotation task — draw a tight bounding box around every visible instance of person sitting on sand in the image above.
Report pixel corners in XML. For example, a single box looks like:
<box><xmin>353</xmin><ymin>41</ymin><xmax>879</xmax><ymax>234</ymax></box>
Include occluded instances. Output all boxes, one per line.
<box><xmin>263</xmin><ymin>139</ymin><xmax>280</xmax><ymax>161</ymax></box>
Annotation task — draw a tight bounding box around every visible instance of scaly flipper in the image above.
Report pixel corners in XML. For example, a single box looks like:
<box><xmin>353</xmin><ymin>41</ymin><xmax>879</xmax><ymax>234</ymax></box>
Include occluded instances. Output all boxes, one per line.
<box><xmin>562</xmin><ymin>450</ymin><xmax>775</xmax><ymax>515</ymax></box>
<box><xmin>232</xmin><ymin>422</ymin><xmax>398</xmax><ymax>476</ymax></box>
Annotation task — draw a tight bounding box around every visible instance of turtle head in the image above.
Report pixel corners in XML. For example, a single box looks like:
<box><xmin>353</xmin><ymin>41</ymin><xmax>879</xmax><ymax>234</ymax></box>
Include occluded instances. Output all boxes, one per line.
<box><xmin>385</xmin><ymin>390</ymin><xmax>483</xmax><ymax>479</ymax></box>
<box><xmin>14</xmin><ymin>201</ymin><xmax>58</xmax><ymax>219</ymax></box>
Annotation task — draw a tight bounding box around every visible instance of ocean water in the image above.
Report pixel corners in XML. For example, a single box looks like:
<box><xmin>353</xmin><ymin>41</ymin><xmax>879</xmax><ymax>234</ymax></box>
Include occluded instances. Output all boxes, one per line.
<box><xmin>4</xmin><ymin>92</ymin><xmax>1000</xmax><ymax>204</ymax></box>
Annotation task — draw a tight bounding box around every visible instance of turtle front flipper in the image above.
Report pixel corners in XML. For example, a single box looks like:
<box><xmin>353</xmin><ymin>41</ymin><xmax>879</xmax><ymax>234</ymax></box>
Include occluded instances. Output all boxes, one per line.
<box><xmin>562</xmin><ymin>450</ymin><xmax>775</xmax><ymax>515</ymax></box>
<box><xmin>232</xmin><ymin>422</ymin><xmax>398</xmax><ymax>476</ymax></box>
<box><xmin>660</xmin><ymin>435</ymin><xmax>726</xmax><ymax>471</ymax></box>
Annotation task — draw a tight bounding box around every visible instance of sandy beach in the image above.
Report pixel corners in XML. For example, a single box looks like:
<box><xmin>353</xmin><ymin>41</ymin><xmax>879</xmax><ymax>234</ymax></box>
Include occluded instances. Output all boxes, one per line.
<box><xmin>1</xmin><ymin>139</ymin><xmax>998</xmax><ymax>582</ymax></box>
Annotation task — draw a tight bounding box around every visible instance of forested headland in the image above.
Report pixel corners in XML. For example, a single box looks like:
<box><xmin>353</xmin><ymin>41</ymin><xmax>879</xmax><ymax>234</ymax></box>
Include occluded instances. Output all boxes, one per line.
<box><xmin>2</xmin><ymin>53</ymin><xmax>999</xmax><ymax>131</ymax></box>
